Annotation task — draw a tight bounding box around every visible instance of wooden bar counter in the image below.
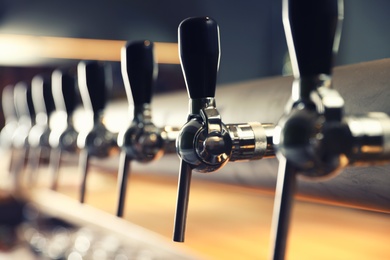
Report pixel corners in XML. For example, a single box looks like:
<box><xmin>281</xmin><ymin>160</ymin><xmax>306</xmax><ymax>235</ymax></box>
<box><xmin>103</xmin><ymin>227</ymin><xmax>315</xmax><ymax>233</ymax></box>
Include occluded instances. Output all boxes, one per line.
<box><xmin>10</xmin><ymin>159</ymin><xmax>388</xmax><ymax>260</ymax></box>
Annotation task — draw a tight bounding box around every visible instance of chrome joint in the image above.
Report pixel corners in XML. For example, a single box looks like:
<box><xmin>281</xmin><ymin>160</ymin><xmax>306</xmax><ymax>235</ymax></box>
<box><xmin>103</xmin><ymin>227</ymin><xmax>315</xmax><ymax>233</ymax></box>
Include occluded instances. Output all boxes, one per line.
<box><xmin>227</xmin><ymin>122</ymin><xmax>274</xmax><ymax>161</ymax></box>
<box><xmin>346</xmin><ymin>112</ymin><xmax>390</xmax><ymax>160</ymax></box>
<box><xmin>189</xmin><ymin>97</ymin><xmax>216</xmax><ymax>116</ymax></box>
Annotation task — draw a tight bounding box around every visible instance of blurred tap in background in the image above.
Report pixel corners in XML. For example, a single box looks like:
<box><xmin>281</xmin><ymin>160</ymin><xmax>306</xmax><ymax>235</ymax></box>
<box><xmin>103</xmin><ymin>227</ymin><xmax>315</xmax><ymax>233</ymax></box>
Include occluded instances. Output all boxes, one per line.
<box><xmin>116</xmin><ymin>40</ymin><xmax>180</xmax><ymax>217</ymax></box>
<box><xmin>48</xmin><ymin>69</ymin><xmax>79</xmax><ymax>190</ymax></box>
<box><xmin>27</xmin><ymin>75</ymin><xmax>55</xmax><ymax>185</ymax></box>
<box><xmin>10</xmin><ymin>82</ymin><xmax>35</xmax><ymax>190</ymax></box>
<box><xmin>76</xmin><ymin>61</ymin><xmax>118</xmax><ymax>204</ymax></box>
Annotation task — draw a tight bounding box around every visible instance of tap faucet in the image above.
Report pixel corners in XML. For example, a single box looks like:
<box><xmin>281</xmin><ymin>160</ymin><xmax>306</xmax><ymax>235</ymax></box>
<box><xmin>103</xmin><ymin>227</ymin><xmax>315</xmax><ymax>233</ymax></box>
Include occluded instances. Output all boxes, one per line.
<box><xmin>77</xmin><ymin>61</ymin><xmax>117</xmax><ymax>203</ymax></box>
<box><xmin>173</xmin><ymin>17</ymin><xmax>274</xmax><ymax>242</ymax></box>
<box><xmin>116</xmin><ymin>40</ymin><xmax>180</xmax><ymax>217</ymax></box>
<box><xmin>49</xmin><ymin>69</ymin><xmax>79</xmax><ymax>190</ymax></box>
<box><xmin>271</xmin><ymin>1</ymin><xmax>390</xmax><ymax>259</ymax></box>
<box><xmin>11</xmin><ymin>82</ymin><xmax>35</xmax><ymax>188</ymax></box>
<box><xmin>1</xmin><ymin>85</ymin><xmax>19</xmax><ymax>173</ymax></box>
<box><xmin>27</xmin><ymin>75</ymin><xmax>55</xmax><ymax>185</ymax></box>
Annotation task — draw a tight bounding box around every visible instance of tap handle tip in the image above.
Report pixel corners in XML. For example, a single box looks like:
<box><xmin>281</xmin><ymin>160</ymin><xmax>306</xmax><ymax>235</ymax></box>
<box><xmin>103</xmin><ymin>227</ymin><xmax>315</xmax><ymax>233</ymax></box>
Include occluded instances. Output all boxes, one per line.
<box><xmin>77</xmin><ymin>60</ymin><xmax>108</xmax><ymax>115</ymax></box>
<box><xmin>122</xmin><ymin>40</ymin><xmax>157</xmax><ymax>106</ymax></box>
<box><xmin>284</xmin><ymin>0</ymin><xmax>343</xmax><ymax>77</ymax></box>
<box><xmin>179</xmin><ymin>16</ymin><xmax>220</xmax><ymax>99</ymax></box>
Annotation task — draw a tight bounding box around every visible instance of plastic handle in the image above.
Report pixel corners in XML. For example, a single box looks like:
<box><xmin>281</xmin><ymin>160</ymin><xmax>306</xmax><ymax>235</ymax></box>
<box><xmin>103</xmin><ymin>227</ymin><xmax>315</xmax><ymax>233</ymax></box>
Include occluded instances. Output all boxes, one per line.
<box><xmin>179</xmin><ymin>17</ymin><xmax>220</xmax><ymax>99</ymax></box>
<box><xmin>121</xmin><ymin>40</ymin><xmax>157</xmax><ymax>106</ymax></box>
<box><xmin>283</xmin><ymin>0</ymin><xmax>343</xmax><ymax>77</ymax></box>
<box><xmin>77</xmin><ymin>61</ymin><xmax>107</xmax><ymax>115</ymax></box>
<box><xmin>31</xmin><ymin>75</ymin><xmax>55</xmax><ymax>117</ymax></box>
<box><xmin>52</xmin><ymin>69</ymin><xmax>77</xmax><ymax>115</ymax></box>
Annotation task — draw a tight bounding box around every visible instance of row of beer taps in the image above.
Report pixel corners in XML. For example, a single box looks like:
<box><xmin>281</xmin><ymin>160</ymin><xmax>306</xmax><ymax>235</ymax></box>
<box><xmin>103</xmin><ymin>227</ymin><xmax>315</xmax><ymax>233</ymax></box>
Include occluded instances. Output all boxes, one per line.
<box><xmin>0</xmin><ymin>41</ymin><xmax>180</xmax><ymax>215</ymax></box>
<box><xmin>1</xmin><ymin>0</ymin><xmax>390</xmax><ymax>259</ymax></box>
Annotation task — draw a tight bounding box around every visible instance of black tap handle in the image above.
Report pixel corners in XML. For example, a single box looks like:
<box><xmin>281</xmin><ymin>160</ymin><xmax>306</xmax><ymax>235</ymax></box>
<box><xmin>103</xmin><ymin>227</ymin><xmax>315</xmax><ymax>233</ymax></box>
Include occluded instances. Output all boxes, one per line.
<box><xmin>122</xmin><ymin>40</ymin><xmax>157</xmax><ymax>106</ymax></box>
<box><xmin>2</xmin><ymin>85</ymin><xmax>17</xmax><ymax>122</ymax></box>
<box><xmin>284</xmin><ymin>0</ymin><xmax>342</xmax><ymax>77</ymax></box>
<box><xmin>77</xmin><ymin>61</ymin><xmax>107</xmax><ymax>115</ymax></box>
<box><xmin>179</xmin><ymin>17</ymin><xmax>220</xmax><ymax>99</ymax></box>
<box><xmin>52</xmin><ymin>70</ymin><xmax>77</xmax><ymax>115</ymax></box>
<box><xmin>31</xmin><ymin>75</ymin><xmax>55</xmax><ymax>118</ymax></box>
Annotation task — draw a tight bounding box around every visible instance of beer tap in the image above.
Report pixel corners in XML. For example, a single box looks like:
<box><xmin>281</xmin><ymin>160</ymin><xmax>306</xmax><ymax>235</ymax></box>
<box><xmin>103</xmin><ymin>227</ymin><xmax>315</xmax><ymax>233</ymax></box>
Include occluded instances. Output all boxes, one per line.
<box><xmin>173</xmin><ymin>17</ymin><xmax>274</xmax><ymax>242</ymax></box>
<box><xmin>11</xmin><ymin>82</ymin><xmax>35</xmax><ymax>188</ymax></box>
<box><xmin>1</xmin><ymin>85</ymin><xmax>19</xmax><ymax>173</ymax></box>
<box><xmin>27</xmin><ymin>75</ymin><xmax>55</xmax><ymax>184</ymax></box>
<box><xmin>1</xmin><ymin>85</ymin><xmax>18</xmax><ymax>150</ymax></box>
<box><xmin>49</xmin><ymin>69</ymin><xmax>78</xmax><ymax>190</ymax></box>
<box><xmin>271</xmin><ymin>1</ymin><xmax>390</xmax><ymax>259</ymax></box>
<box><xmin>77</xmin><ymin>61</ymin><xmax>117</xmax><ymax>203</ymax></box>
<box><xmin>116</xmin><ymin>40</ymin><xmax>180</xmax><ymax>217</ymax></box>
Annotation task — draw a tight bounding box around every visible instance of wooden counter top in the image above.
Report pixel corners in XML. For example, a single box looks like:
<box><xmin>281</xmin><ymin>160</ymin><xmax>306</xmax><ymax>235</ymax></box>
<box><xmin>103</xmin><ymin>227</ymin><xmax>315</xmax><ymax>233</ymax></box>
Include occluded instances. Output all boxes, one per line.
<box><xmin>30</xmin><ymin>162</ymin><xmax>390</xmax><ymax>260</ymax></box>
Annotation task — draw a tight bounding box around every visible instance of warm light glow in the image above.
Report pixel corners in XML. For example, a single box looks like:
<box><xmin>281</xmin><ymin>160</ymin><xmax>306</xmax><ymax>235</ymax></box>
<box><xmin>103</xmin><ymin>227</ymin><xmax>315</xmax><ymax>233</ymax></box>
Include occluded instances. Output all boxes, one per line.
<box><xmin>0</xmin><ymin>34</ymin><xmax>179</xmax><ymax>66</ymax></box>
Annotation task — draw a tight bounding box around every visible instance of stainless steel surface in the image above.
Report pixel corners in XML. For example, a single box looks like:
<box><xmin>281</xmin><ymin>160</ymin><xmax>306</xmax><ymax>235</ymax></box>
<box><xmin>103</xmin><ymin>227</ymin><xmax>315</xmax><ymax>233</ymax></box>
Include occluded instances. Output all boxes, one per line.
<box><xmin>269</xmin><ymin>157</ymin><xmax>296</xmax><ymax>260</ymax></box>
<box><xmin>173</xmin><ymin>159</ymin><xmax>192</xmax><ymax>242</ymax></box>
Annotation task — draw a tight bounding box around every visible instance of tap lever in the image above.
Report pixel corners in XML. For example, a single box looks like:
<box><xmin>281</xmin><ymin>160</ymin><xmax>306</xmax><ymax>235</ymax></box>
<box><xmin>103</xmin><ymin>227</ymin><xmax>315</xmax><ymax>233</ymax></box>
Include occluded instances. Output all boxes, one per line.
<box><xmin>285</xmin><ymin>0</ymin><xmax>342</xmax><ymax>79</ymax></box>
<box><xmin>78</xmin><ymin>61</ymin><xmax>108</xmax><ymax>119</ymax></box>
<box><xmin>122</xmin><ymin>40</ymin><xmax>157</xmax><ymax>107</ymax></box>
<box><xmin>285</xmin><ymin>0</ymin><xmax>343</xmax><ymax>105</ymax></box>
<box><xmin>179</xmin><ymin>16</ymin><xmax>219</xmax><ymax>99</ymax></box>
